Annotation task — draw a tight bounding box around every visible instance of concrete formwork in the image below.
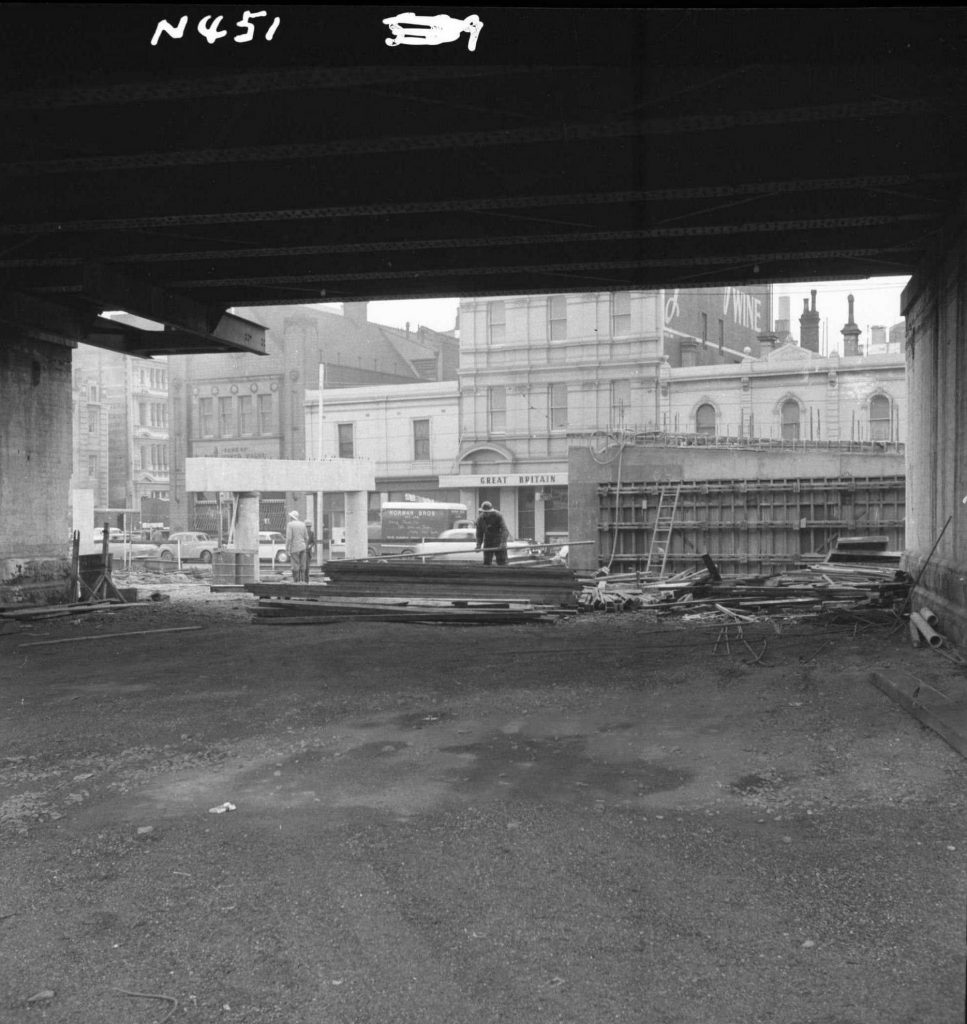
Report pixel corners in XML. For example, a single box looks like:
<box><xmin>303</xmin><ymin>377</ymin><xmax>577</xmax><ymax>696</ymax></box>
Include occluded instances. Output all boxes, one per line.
<box><xmin>568</xmin><ymin>442</ymin><xmax>906</xmax><ymax>574</ymax></box>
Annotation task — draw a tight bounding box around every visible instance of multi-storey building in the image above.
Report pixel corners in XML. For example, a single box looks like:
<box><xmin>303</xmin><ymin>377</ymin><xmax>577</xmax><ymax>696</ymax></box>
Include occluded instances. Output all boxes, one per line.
<box><xmin>128</xmin><ymin>355</ymin><xmax>170</xmax><ymax>509</ymax></box>
<box><xmin>167</xmin><ymin>303</ymin><xmax>458</xmax><ymax>535</ymax></box>
<box><xmin>447</xmin><ymin>287</ymin><xmax>772</xmax><ymax>540</ymax></box>
<box><xmin>70</xmin><ymin>350</ymin><xmax>109</xmax><ymax>510</ymax></box>
<box><xmin>71</xmin><ymin>333</ymin><xmax>170</xmax><ymax>527</ymax></box>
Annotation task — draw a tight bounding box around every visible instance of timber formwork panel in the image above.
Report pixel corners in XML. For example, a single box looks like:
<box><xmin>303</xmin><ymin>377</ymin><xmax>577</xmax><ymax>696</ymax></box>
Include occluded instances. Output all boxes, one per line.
<box><xmin>597</xmin><ymin>476</ymin><xmax>905</xmax><ymax>575</ymax></box>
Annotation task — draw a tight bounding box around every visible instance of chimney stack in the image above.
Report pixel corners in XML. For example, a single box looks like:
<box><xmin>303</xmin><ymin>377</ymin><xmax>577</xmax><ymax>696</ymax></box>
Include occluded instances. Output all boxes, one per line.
<box><xmin>841</xmin><ymin>294</ymin><xmax>862</xmax><ymax>357</ymax></box>
<box><xmin>799</xmin><ymin>290</ymin><xmax>820</xmax><ymax>352</ymax></box>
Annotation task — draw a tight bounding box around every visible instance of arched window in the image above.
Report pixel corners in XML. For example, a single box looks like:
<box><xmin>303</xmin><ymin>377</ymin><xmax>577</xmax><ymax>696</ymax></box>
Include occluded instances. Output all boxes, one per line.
<box><xmin>870</xmin><ymin>394</ymin><xmax>892</xmax><ymax>441</ymax></box>
<box><xmin>696</xmin><ymin>403</ymin><xmax>716</xmax><ymax>437</ymax></box>
<box><xmin>781</xmin><ymin>399</ymin><xmax>800</xmax><ymax>441</ymax></box>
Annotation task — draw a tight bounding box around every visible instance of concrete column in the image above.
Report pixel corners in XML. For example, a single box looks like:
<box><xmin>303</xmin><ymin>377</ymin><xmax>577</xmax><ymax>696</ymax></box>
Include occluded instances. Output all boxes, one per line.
<box><xmin>499</xmin><ymin>488</ymin><xmax>518</xmax><ymax>537</ymax></box>
<box><xmin>236</xmin><ymin>490</ymin><xmax>261</xmax><ymax>583</ymax></box>
<box><xmin>344</xmin><ymin>490</ymin><xmax>368</xmax><ymax>560</ymax></box>
<box><xmin>534</xmin><ymin>493</ymin><xmax>547</xmax><ymax>543</ymax></box>
<box><xmin>235</xmin><ymin>492</ymin><xmax>260</xmax><ymax>549</ymax></box>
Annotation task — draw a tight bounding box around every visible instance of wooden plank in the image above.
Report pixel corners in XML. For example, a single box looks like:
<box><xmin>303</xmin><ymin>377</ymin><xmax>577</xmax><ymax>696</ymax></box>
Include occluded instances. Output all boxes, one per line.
<box><xmin>869</xmin><ymin>671</ymin><xmax>967</xmax><ymax>761</ymax></box>
<box><xmin>18</xmin><ymin>626</ymin><xmax>204</xmax><ymax>648</ymax></box>
<box><xmin>0</xmin><ymin>601</ymin><xmax>118</xmax><ymax>620</ymax></box>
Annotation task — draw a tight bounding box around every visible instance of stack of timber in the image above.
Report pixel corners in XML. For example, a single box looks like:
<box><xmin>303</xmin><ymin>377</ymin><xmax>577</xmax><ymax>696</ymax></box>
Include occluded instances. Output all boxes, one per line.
<box><xmin>576</xmin><ymin>559</ymin><xmax>911</xmax><ymax>620</ymax></box>
<box><xmin>246</xmin><ymin>560</ymin><xmax>581</xmax><ymax>625</ymax></box>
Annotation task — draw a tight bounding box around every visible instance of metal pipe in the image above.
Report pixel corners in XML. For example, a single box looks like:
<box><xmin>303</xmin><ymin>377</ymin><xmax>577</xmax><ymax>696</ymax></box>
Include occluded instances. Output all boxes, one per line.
<box><xmin>910</xmin><ymin>611</ymin><xmax>944</xmax><ymax>648</ymax></box>
<box><xmin>908</xmin><ymin>618</ymin><xmax>922</xmax><ymax>648</ymax></box>
<box><xmin>919</xmin><ymin>606</ymin><xmax>939</xmax><ymax>627</ymax></box>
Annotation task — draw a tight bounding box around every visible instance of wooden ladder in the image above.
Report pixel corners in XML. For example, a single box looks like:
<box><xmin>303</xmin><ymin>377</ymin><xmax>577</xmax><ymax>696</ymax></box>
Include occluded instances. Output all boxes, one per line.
<box><xmin>645</xmin><ymin>483</ymin><xmax>682</xmax><ymax>576</ymax></box>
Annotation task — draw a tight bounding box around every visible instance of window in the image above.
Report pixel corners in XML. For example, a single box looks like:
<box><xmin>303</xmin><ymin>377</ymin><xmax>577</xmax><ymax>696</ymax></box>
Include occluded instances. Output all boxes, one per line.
<box><xmin>611</xmin><ymin>380</ymin><xmax>631</xmax><ymax>427</ymax></box>
<box><xmin>701</xmin><ymin>312</ymin><xmax>708</xmax><ymax>346</ymax></box>
<box><xmin>612</xmin><ymin>292</ymin><xmax>631</xmax><ymax>336</ymax></box>
<box><xmin>781</xmin><ymin>399</ymin><xmax>800</xmax><ymax>441</ymax></box>
<box><xmin>238</xmin><ymin>394</ymin><xmax>255</xmax><ymax>435</ymax></box>
<box><xmin>218</xmin><ymin>396</ymin><xmax>234</xmax><ymax>437</ymax></box>
<box><xmin>488</xmin><ymin>301</ymin><xmax>506</xmax><ymax>344</ymax></box>
<box><xmin>139</xmin><ymin>402</ymin><xmax>148</xmax><ymax>426</ymax></box>
<box><xmin>870</xmin><ymin>394</ymin><xmax>892</xmax><ymax>441</ymax></box>
<box><xmin>87</xmin><ymin>405</ymin><xmax>98</xmax><ymax>432</ymax></box>
<box><xmin>257</xmin><ymin>394</ymin><xmax>273</xmax><ymax>434</ymax></box>
<box><xmin>543</xmin><ymin>485</ymin><xmax>569</xmax><ymax>535</ymax></box>
<box><xmin>549</xmin><ymin>383</ymin><xmax>567</xmax><ymax>430</ymax></box>
<box><xmin>488</xmin><ymin>386</ymin><xmax>506</xmax><ymax>433</ymax></box>
<box><xmin>88</xmin><ymin>384</ymin><xmax>98</xmax><ymax>402</ymax></box>
<box><xmin>548</xmin><ymin>295</ymin><xmax>567</xmax><ymax>341</ymax></box>
<box><xmin>413</xmin><ymin>419</ymin><xmax>430</xmax><ymax>461</ymax></box>
<box><xmin>337</xmin><ymin>423</ymin><xmax>354</xmax><ymax>458</ymax></box>
<box><xmin>88</xmin><ymin>455</ymin><xmax>97</xmax><ymax>477</ymax></box>
<box><xmin>718</xmin><ymin>318</ymin><xmax>725</xmax><ymax>352</ymax></box>
<box><xmin>696</xmin><ymin>403</ymin><xmax>716</xmax><ymax>437</ymax></box>
<box><xmin>198</xmin><ymin>397</ymin><xmax>215</xmax><ymax>437</ymax></box>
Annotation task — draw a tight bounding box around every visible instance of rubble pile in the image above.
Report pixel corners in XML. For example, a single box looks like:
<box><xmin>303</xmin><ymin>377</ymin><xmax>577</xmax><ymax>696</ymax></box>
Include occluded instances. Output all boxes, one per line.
<box><xmin>576</xmin><ymin>562</ymin><xmax>911</xmax><ymax>623</ymax></box>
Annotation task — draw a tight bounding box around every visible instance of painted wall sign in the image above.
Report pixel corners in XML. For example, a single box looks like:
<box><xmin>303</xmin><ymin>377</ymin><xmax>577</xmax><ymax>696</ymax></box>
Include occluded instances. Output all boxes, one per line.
<box><xmin>439</xmin><ymin>472</ymin><xmax>568</xmax><ymax>488</ymax></box>
<box><xmin>663</xmin><ymin>285</ymin><xmax>772</xmax><ymax>350</ymax></box>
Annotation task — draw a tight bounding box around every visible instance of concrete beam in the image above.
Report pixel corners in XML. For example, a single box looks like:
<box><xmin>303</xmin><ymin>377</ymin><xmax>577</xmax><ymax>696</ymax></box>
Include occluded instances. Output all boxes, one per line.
<box><xmin>79</xmin><ymin>265</ymin><xmax>266</xmax><ymax>354</ymax></box>
<box><xmin>85</xmin><ymin>315</ymin><xmax>268</xmax><ymax>358</ymax></box>
<box><xmin>185</xmin><ymin>457</ymin><xmax>375</xmax><ymax>493</ymax></box>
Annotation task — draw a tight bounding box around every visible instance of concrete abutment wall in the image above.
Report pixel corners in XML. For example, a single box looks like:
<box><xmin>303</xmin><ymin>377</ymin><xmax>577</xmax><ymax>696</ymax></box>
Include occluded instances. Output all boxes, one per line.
<box><xmin>903</xmin><ymin>230</ymin><xmax>967</xmax><ymax>645</ymax></box>
<box><xmin>0</xmin><ymin>334</ymin><xmax>73</xmax><ymax>603</ymax></box>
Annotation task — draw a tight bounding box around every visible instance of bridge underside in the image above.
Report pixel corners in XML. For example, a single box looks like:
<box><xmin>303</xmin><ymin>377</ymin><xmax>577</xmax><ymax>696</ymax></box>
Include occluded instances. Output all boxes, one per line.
<box><xmin>1</xmin><ymin>6</ymin><xmax>967</xmax><ymax>628</ymax></box>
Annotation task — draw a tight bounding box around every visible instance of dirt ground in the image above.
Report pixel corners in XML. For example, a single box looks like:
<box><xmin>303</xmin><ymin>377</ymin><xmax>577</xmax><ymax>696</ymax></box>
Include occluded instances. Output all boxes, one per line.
<box><xmin>2</xmin><ymin>571</ymin><xmax>966</xmax><ymax>1024</ymax></box>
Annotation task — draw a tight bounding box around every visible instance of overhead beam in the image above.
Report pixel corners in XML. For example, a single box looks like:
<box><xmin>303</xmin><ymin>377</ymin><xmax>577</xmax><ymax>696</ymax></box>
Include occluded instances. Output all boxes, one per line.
<box><xmin>0</xmin><ymin>174</ymin><xmax>956</xmax><ymax>236</ymax></box>
<box><xmin>0</xmin><ymin>65</ymin><xmax>536</xmax><ymax>110</ymax></box>
<box><xmin>0</xmin><ymin>99</ymin><xmax>942</xmax><ymax>176</ymax></box>
<box><xmin>0</xmin><ymin>214</ymin><xmax>935</xmax><ymax>270</ymax></box>
<box><xmin>164</xmin><ymin>246</ymin><xmax>921</xmax><ymax>291</ymax></box>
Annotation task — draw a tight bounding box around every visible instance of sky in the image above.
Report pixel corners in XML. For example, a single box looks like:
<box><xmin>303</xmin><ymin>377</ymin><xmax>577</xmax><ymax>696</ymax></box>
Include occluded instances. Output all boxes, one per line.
<box><xmin>318</xmin><ymin>276</ymin><xmax>910</xmax><ymax>351</ymax></box>
<box><xmin>773</xmin><ymin>276</ymin><xmax>910</xmax><ymax>353</ymax></box>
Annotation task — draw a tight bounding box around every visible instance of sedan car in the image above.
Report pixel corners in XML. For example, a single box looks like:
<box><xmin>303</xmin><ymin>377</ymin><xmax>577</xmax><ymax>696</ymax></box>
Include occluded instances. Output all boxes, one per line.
<box><xmin>401</xmin><ymin>528</ymin><xmax>532</xmax><ymax>562</ymax></box>
<box><xmin>258</xmin><ymin>531</ymin><xmax>290</xmax><ymax>567</ymax></box>
<box><xmin>158</xmin><ymin>531</ymin><xmax>216</xmax><ymax>563</ymax></box>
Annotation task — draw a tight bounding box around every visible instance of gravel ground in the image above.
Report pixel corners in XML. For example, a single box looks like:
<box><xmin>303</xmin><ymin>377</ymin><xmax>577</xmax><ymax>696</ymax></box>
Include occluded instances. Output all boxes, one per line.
<box><xmin>1</xmin><ymin>573</ymin><xmax>966</xmax><ymax>1023</ymax></box>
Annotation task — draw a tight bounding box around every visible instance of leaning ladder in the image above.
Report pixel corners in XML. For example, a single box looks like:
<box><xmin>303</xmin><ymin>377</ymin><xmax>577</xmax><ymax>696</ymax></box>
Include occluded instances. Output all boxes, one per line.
<box><xmin>645</xmin><ymin>482</ymin><xmax>682</xmax><ymax>577</ymax></box>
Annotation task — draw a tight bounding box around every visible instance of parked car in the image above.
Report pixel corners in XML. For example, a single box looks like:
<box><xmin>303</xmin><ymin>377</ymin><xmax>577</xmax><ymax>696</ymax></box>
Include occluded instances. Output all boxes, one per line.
<box><xmin>258</xmin><ymin>531</ymin><xmax>289</xmax><ymax>567</ymax></box>
<box><xmin>158</xmin><ymin>531</ymin><xmax>216</xmax><ymax>563</ymax></box>
<box><xmin>92</xmin><ymin>527</ymin><xmax>125</xmax><ymax>544</ymax></box>
<box><xmin>84</xmin><ymin>531</ymin><xmax>156</xmax><ymax>559</ymax></box>
<box><xmin>402</xmin><ymin>528</ymin><xmax>532</xmax><ymax>562</ymax></box>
